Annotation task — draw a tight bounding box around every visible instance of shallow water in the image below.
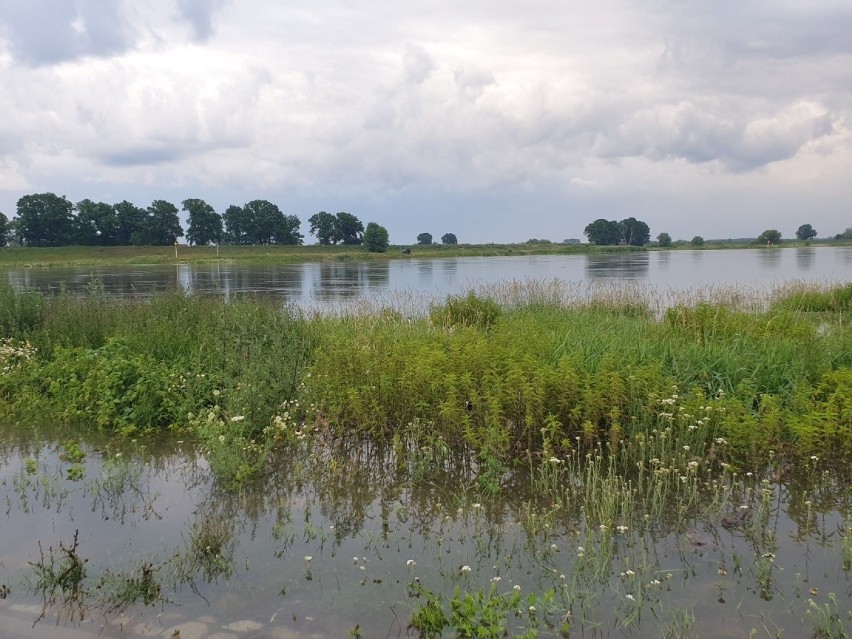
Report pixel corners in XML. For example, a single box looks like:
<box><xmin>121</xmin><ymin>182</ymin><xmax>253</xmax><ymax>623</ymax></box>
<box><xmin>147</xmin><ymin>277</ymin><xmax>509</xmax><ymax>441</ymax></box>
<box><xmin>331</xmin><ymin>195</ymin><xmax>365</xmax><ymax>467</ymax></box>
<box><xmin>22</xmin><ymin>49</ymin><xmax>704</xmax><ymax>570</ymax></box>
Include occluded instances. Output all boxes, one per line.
<box><xmin>0</xmin><ymin>424</ymin><xmax>849</xmax><ymax>638</ymax></box>
<box><xmin>4</xmin><ymin>247</ymin><xmax>852</xmax><ymax>308</ymax></box>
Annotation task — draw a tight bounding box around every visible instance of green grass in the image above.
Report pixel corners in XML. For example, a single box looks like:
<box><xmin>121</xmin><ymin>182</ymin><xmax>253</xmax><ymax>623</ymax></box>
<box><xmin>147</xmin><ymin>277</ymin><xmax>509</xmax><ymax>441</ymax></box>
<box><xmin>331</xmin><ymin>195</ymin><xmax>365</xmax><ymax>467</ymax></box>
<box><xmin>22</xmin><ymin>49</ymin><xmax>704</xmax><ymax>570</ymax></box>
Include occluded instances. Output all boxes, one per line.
<box><xmin>1</xmin><ymin>280</ymin><xmax>851</xmax><ymax>484</ymax></box>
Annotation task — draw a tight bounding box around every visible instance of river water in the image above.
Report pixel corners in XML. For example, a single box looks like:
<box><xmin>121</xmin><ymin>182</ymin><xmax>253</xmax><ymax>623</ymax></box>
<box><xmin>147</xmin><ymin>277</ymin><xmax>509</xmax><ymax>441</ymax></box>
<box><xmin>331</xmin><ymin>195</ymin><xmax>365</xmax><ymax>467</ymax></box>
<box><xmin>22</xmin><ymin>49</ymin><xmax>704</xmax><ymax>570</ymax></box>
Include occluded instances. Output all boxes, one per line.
<box><xmin>4</xmin><ymin>247</ymin><xmax>852</xmax><ymax>307</ymax></box>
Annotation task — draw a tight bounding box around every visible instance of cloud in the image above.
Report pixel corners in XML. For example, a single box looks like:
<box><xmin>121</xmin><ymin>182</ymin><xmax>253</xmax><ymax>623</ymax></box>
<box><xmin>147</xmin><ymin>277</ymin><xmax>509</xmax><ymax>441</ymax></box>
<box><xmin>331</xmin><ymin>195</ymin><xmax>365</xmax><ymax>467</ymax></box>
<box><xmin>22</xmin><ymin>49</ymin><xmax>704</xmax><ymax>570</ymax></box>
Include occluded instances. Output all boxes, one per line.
<box><xmin>0</xmin><ymin>0</ymin><xmax>132</xmax><ymax>64</ymax></box>
<box><xmin>175</xmin><ymin>0</ymin><xmax>228</xmax><ymax>41</ymax></box>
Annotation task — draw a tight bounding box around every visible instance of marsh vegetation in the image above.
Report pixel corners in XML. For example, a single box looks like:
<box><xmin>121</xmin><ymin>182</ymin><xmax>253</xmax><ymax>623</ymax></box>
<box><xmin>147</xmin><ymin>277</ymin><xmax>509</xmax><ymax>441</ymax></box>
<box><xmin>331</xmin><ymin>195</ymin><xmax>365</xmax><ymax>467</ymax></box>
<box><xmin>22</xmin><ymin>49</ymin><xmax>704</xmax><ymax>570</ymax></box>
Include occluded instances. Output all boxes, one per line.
<box><xmin>0</xmin><ymin>279</ymin><xmax>850</xmax><ymax>637</ymax></box>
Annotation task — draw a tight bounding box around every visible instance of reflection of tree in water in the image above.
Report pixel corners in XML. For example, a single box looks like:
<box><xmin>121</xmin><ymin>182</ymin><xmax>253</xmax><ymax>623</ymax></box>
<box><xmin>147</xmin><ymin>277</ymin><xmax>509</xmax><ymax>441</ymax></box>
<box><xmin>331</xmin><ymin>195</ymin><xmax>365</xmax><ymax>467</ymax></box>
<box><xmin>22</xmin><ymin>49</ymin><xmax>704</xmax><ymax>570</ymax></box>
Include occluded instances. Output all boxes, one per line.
<box><xmin>795</xmin><ymin>248</ymin><xmax>815</xmax><ymax>271</ymax></box>
<box><xmin>585</xmin><ymin>252</ymin><xmax>650</xmax><ymax>280</ymax></box>
<box><xmin>756</xmin><ymin>247</ymin><xmax>782</xmax><ymax>267</ymax></box>
<box><xmin>312</xmin><ymin>263</ymin><xmax>362</xmax><ymax>300</ymax></box>
<box><xmin>363</xmin><ymin>261</ymin><xmax>390</xmax><ymax>292</ymax></box>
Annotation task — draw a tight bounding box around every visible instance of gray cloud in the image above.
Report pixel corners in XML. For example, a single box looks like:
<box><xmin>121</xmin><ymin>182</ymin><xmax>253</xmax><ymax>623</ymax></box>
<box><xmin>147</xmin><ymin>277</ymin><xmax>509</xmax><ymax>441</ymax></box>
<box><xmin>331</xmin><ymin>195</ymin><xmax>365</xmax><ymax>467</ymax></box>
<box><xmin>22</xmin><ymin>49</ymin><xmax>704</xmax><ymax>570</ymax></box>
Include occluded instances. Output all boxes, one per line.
<box><xmin>175</xmin><ymin>0</ymin><xmax>228</xmax><ymax>41</ymax></box>
<box><xmin>0</xmin><ymin>0</ymin><xmax>131</xmax><ymax>64</ymax></box>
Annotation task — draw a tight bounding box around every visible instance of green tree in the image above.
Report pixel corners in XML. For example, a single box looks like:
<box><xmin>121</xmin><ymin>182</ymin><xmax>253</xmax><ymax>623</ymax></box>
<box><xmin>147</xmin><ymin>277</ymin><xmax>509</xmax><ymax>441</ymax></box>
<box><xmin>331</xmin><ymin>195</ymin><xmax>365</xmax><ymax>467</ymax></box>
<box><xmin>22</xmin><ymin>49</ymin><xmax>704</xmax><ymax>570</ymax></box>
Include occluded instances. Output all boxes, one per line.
<box><xmin>656</xmin><ymin>232</ymin><xmax>672</xmax><ymax>247</ymax></box>
<box><xmin>222</xmin><ymin>204</ymin><xmax>250</xmax><ymax>244</ymax></box>
<box><xmin>416</xmin><ymin>232</ymin><xmax>433</xmax><ymax>245</ymax></box>
<box><xmin>75</xmin><ymin>199</ymin><xmax>119</xmax><ymax>245</ymax></box>
<box><xmin>756</xmin><ymin>229</ymin><xmax>782</xmax><ymax>245</ymax></box>
<box><xmin>620</xmin><ymin>217</ymin><xmax>651</xmax><ymax>246</ymax></box>
<box><xmin>795</xmin><ymin>224</ymin><xmax>817</xmax><ymax>241</ymax></box>
<box><xmin>691</xmin><ymin>235</ymin><xmax>705</xmax><ymax>246</ymax></box>
<box><xmin>0</xmin><ymin>211</ymin><xmax>8</xmax><ymax>247</ymax></box>
<box><xmin>308</xmin><ymin>211</ymin><xmax>337</xmax><ymax>245</ymax></box>
<box><xmin>835</xmin><ymin>227</ymin><xmax>852</xmax><ymax>240</ymax></box>
<box><xmin>15</xmin><ymin>193</ymin><xmax>75</xmax><ymax>246</ymax></box>
<box><xmin>441</xmin><ymin>233</ymin><xmax>458</xmax><ymax>245</ymax></box>
<box><xmin>364</xmin><ymin>222</ymin><xmax>390</xmax><ymax>253</ymax></box>
<box><xmin>334</xmin><ymin>212</ymin><xmax>364</xmax><ymax>245</ymax></box>
<box><xmin>184</xmin><ymin>198</ymin><xmax>223</xmax><ymax>246</ymax></box>
<box><xmin>273</xmin><ymin>213</ymin><xmax>303</xmax><ymax>245</ymax></box>
<box><xmin>145</xmin><ymin>199</ymin><xmax>184</xmax><ymax>246</ymax></box>
<box><xmin>114</xmin><ymin>200</ymin><xmax>148</xmax><ymax>245</ymax></box>
<box><xmin>583</xmin><ymin>219</ymin><xmax>621</xmax><ymax>245</ymax></box>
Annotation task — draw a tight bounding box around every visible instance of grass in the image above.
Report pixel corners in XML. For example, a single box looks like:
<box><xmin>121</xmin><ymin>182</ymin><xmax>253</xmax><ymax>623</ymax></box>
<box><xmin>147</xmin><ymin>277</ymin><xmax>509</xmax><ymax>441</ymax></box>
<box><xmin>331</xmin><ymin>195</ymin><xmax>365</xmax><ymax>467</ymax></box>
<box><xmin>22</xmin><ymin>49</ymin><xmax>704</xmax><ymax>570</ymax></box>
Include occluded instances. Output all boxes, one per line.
<box><xmin>0</xmin><ymin>279</ymin><xmax>850</xmax><ymax>485</ymax></box>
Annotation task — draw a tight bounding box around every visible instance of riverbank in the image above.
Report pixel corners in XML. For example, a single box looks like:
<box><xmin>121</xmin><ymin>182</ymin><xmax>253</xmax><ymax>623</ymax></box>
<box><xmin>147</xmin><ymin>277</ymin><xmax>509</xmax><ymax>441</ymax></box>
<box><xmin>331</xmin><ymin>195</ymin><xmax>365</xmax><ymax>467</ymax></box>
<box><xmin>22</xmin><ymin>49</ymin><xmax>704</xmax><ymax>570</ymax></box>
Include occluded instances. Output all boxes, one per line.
<box><xmin>1</xmin><ymin>239</ymin><xmax>848</xmax><ymax>268</ymax></box>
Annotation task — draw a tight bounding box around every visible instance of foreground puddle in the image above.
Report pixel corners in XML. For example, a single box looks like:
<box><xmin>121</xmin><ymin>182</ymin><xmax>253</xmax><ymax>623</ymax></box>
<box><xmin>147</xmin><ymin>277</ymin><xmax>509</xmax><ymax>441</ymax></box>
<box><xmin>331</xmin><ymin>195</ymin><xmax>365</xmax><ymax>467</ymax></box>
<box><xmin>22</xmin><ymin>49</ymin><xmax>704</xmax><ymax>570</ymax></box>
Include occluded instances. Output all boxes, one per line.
<box><xmin>0</xmin><ymin>424</ymin><xmax>849</xmax><ymax>638</ymax></box>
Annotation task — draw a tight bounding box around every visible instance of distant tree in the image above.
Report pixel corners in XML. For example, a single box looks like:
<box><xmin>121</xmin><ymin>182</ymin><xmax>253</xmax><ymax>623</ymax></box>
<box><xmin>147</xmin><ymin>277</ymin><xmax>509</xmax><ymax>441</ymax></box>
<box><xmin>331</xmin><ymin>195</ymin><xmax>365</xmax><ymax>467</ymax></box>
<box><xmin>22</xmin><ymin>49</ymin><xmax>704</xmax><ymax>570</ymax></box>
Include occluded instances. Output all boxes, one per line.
<box><xmin>15</xmin><ymin>193</ymin><xmax>75</xmax><ymax>246</ymax></box>
<box><xmin>416</xmin><ymin>232</ymin><xmax>433</xmax><ymax>245</ymax></box>
<box><xmin>441</xmin><ymin>233</ymin><xmax>458</xmax><ymax>245</ymax></box>
<box><xmin>583</xmin><ymin>219</ymin><xmax>622</xmax><ymax>245</ymax></box>
<box><xmin>656</xmin><ymin>232</ymin><xmax>672</xmax><ymax>247</ymax></box>
<box><xmin>242</xmin><ymin>200</ymin><xmax>281</xmax><ymax>245</ymax></box>
<box><xmin>222</xmin><ymin>204</ymin><xmax>250</xmax><ymax>244</ymax></box>
<box><xmin>273</xmin><ymin>213</ymin><xmax>303</xmax><ymax>245</ymax></box>
<box><xmin>619</xmin><ymin>217</ymin><xmax>651</xmax><ymax>246</ymax></box>
<box><xmin>691</xmin><ymin>236</ymin><xmax>705</xmax><ymax>247</ymax></box>
<box><xmin>75</xmin><ymin>199</ymin><xmax>119</xmax><ymax>245</ymax></box>
<box><xmin>0</xmin><ymin>211</ymin><xmax>9</xmax><ymax>247</ymax></box>
<box><xmin>756</xmin><ymin>229</ymin><xmax>782</xmax><ymax>245</ymax></box>
<box><xmin>309</xmin><ymin>211</ymin><xmax>337</xmax><ymax>245</ymax></box>
<box><xmin>835</xmin><ymin>227</ymin><xmax>852</xmax><ymax>240</ymax></box>
<box><xmin>795</xmin><ymin>224</ymin><xmax>817</xmax><ymax>241</ymax></box>
<box><xmin>145</xmin><ymin>199</ymin><xmax>184</xmax><ymax>246</ymax></box>
<box><xmin>114</xmin><ymin>200</ymin><xmax>148</xmax><ymax>245</ymax></box>
<box><xmin>364</xmin><ymin>222</ymin><xmax>390</xmax><ymax>253</ymax></box>
<box><xmin>334</xmin><ymin>212</ymin><xmax>364</xmax><ymax>245</ymax></box>
<box><xmin>184</xmin><ymin>198</ymin><xmax>223</xmax><ymax>246</ymax></box>
<box><xmin>526</xmin><ymin>238</ymin><xmax>553</xmax><ymax>245</ymax></box>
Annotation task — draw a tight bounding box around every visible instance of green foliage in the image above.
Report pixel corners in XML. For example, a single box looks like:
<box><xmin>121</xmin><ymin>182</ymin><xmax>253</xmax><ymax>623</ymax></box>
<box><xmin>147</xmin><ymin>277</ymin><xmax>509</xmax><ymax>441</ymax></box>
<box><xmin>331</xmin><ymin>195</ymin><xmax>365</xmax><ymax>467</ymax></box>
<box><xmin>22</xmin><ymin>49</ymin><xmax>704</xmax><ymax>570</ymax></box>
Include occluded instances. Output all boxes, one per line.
<box><xmin>657</xmin><ymin>232</ymin><xmax>672</xmax><ymax>247</ymax></box>
<box><xmin>364</xmin><ymin>222</ymin><xmax>390</xmax><ymax>253</ymax></box>
<box><xmin>430</xmin><ymin>292</ymin><xmax>502</xmax><ymax>330</ymax></box>
<box><xmin>441</xmin><ymin>232</ymin><xmax>458</xmax><ymax>245</ymax></box>
<box><xmin>796</xmin><ymin>223</ymin><xmax>817</xmax><ymax>241</ymax></box>
<box><xmin>15</xmin><ymin>193</ymin><xmax>76</xmax><ymax>247</ymax></box>
<box><xmin>0</xmin><ymin>281</ymin><xmax>44</xmax><ymax>335</ymax></box>
<box><xmin>183</xmin><ymin>198</ymin><xmax>223</xmax><ymax>246</ymax></box>
<box><xmin>584</xmin><ymin>218</ymin><xmax>622</xmax><ymax>245</ymax></box>
<box><xmin>771</xmin><ymin>283</ymin><xmax>852</xmax><ymax>313</ymax></box>
<box><xmin>417</xmin><ymin>232</ymin><xmax>433</xmax><ymax>245</ymax></box>
<box><xmin>756</xmin><ymin>229</ymin><xmax>782</xmax><ymax>245</ymax></box>
<box><xmin>690</xmin><ymin>236</ymin><xmax>704</xmax><ymax>246</ymax></box>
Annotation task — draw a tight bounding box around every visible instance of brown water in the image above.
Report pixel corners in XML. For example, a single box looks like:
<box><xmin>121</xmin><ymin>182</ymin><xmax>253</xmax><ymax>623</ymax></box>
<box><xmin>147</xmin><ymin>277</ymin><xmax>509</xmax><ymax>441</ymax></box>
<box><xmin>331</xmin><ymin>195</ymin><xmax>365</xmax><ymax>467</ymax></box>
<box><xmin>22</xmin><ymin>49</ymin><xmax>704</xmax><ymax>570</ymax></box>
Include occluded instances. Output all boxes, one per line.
<box><xmin>0</xmin><ymin>424</ymin><xmax>849</xmax><ymax>638</ymax></box>
<box><xmin>4</xmin><ymin>247</ymin><xmax>852</xmax><ymax>307</ymax></box>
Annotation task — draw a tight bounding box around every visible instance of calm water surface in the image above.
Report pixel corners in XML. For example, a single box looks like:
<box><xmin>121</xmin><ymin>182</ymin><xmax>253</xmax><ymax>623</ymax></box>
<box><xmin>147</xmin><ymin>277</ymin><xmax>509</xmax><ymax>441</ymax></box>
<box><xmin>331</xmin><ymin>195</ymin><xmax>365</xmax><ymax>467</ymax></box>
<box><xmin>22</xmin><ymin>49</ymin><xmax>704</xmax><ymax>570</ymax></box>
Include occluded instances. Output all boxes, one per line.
<box><xmin>4</xmin><ymin>247</ymin><xmax>852</xmax><ymax>306</ymax></box>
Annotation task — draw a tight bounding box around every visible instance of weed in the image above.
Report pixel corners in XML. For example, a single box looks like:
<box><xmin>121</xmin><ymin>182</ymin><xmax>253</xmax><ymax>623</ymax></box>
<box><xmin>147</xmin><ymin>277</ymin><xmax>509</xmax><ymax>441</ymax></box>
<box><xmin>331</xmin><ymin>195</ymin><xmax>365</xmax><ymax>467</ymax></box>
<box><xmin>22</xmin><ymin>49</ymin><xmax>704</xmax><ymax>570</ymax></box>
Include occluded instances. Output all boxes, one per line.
<box><xmin>27</xmin><ymin>530</ymin><xmax>89</xmax><ymax>624</ymax></box>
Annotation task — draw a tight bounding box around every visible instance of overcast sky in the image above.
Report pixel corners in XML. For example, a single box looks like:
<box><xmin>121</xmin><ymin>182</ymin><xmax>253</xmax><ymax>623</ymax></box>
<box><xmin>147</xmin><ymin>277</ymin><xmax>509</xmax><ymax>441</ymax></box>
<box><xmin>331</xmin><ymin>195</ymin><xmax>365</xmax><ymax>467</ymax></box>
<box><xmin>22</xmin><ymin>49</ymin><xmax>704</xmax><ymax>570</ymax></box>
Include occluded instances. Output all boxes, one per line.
<box><xmin>1</xmin><ymin>0</ymin><xmax>851</xmax><ymax>243</ymax></box>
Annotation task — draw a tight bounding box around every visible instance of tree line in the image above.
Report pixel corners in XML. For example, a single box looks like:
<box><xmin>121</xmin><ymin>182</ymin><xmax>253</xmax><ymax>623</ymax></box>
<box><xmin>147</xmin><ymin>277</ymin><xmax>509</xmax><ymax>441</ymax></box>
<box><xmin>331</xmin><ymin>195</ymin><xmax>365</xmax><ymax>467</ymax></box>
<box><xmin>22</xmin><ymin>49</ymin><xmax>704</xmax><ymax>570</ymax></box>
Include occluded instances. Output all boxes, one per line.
<box><xmin>0</xmin><ymin>193</ymin><xmax>391</xmax><ymax>252</ymax></box>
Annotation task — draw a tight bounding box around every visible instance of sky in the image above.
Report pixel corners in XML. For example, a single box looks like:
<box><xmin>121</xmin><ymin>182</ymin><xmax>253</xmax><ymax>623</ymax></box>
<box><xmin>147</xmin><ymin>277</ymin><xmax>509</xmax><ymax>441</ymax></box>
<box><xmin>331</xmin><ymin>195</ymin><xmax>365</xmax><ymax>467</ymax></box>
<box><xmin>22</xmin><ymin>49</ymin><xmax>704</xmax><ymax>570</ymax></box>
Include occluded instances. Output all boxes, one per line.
<box><xmin>1</xmin><ymin>0</ymin><xmax>851</xmax><ymax>244</ymax></box>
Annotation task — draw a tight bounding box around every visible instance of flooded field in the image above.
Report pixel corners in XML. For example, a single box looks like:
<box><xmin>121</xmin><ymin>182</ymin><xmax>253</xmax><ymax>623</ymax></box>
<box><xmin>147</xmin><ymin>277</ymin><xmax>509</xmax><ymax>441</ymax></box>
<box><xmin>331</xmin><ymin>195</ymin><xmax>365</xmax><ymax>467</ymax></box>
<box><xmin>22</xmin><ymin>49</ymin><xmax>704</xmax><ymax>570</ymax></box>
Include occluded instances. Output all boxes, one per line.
<box><xmin>1</xmin><ymin>423</ymin><xmax>849</xmax><ymax>638</ymax></box>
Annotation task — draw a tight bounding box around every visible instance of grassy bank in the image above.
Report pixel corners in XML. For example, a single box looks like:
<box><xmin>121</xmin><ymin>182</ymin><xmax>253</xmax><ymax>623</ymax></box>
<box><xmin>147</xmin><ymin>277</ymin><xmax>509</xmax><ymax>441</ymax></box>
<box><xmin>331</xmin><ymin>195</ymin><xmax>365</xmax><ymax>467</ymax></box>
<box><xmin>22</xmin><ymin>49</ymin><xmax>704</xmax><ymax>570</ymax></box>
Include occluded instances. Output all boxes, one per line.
<box><xmin>1</xmin><ymin>239</ymin><xmax>849</xmax><ymax>268</ymax></box>
<box><xmin>1</xmin><ymin>280</ymin><xmax>851</xmax><ymax>486</ymax></box>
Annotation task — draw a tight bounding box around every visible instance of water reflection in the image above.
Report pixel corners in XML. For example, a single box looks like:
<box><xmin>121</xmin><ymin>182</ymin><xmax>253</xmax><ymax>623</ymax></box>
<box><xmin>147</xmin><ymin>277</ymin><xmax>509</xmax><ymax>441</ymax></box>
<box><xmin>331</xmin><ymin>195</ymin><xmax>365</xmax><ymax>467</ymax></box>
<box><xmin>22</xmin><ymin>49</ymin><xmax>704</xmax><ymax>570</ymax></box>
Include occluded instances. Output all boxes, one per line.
<box><xmin>795</xmin><ymin>247</ymin><xmax>815</xmax><ymax>271</ymax></box>
<box><xmin>757</xmin><ymin>247</ymin><xmax>782</xmax><ymax>269</ymax></box>
<box><xmin>585</xmin><ymin>251</ymin><xmax>649</xmax><ymax>280</ymax></box>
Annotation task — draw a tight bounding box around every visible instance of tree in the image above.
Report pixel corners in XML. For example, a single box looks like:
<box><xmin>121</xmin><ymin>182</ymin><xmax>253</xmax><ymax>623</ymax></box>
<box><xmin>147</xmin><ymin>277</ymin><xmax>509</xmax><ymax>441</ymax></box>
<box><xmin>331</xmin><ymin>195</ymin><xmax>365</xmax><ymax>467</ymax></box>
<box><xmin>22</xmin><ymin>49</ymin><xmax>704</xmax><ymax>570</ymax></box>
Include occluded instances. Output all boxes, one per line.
<box><xmin>441</xmin><ymin>233</ymin><xmax>458</xmax><ymax>245</ymax></box>
<box><xmin>416</xmin><ymin>232</ymin><xmax>433</xmax><ymax>245</ymax></box>
<box><xmin>657</xmin><ymin>232</ymin><xmax>672</xmax><ymax>247</ymax></box>
<box><xmin>795</xmin><ymin>224</ymin><xmax>817</xmax><ymax>241</ymax></box>
<box><xmin>75</xmin><ymin>199</ymin><xmax>118</xmax><ymax>245</ymax></box>
<box><xmin>619</xmin><ymin>217</ymin><xmax>651</xmax><ymax>246</ymax></box>
<box><xmin>184</xmin><ymin>198</ymin><xmax>223</xmax><ymax>246</ymax></box>
<box><xmin>273</xmin><ymin>213</ymin><xmax>303</xmax><ymax>245</ymax></box>
<box><xmin>691</xmin><ymin>236</ymin><xmax>705</xmax><ymax>246</ymax></box>
<box><xmin>334</xmin><ymin>212</ymin><xmax>364</xmax><ymax>245</ymax></box>
<box><xmin>835</xmin><ymin>227</ymin><xmax>852</xmax><ymax>240</ymax></box>
<box><xmin>15</xmin><ymin>193</ymin><xmax>75</xmax><ymax>246</ymax></box>
<box><xmin>145</xmin><ymin>199</ymin><xmax>183</xmax><ymax>246</ymax></box>
<box><xmin>0</xmin><ymin>212</ymin><xmax>8</xmax><ymax>247</ymax></box>
<box><xmin>114</xmin><ymin>200</ymin><xmax>148</xmax><ymax>245</ymax></box>
<box><xmin>308</xmin><ymin>211</ymin><xmax>337</xmax><ymax>245</ymax></box>
<box><xmin>756</xmin><ymin>229</ymin><xmax>782</xmax><ymax>245</ymax></box>
<box><xmin>223</xmin><ymin>204</ymin><xmax>251</xmax><ymax>244</ymax></box>
<box><xmin>583</xmin><ymin>219</ymin><xmax>621</xmax><ymax>245</ymax></box>
<box><xmin>364</xmin><ymin>222</ymin><xmax>389</xmax><ymax>253</ymax></box>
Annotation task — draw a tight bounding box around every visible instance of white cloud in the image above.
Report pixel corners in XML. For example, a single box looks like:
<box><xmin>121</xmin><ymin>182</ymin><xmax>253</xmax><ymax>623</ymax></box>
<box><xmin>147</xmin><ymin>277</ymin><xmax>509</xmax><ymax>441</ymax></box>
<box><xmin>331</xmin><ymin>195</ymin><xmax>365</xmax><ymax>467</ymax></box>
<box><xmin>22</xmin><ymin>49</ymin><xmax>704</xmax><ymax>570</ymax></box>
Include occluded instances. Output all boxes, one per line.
<box><xmin>0</xmin><ymin>0</ymin><xmax>850</xmax><ymax>241</ymax></box>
